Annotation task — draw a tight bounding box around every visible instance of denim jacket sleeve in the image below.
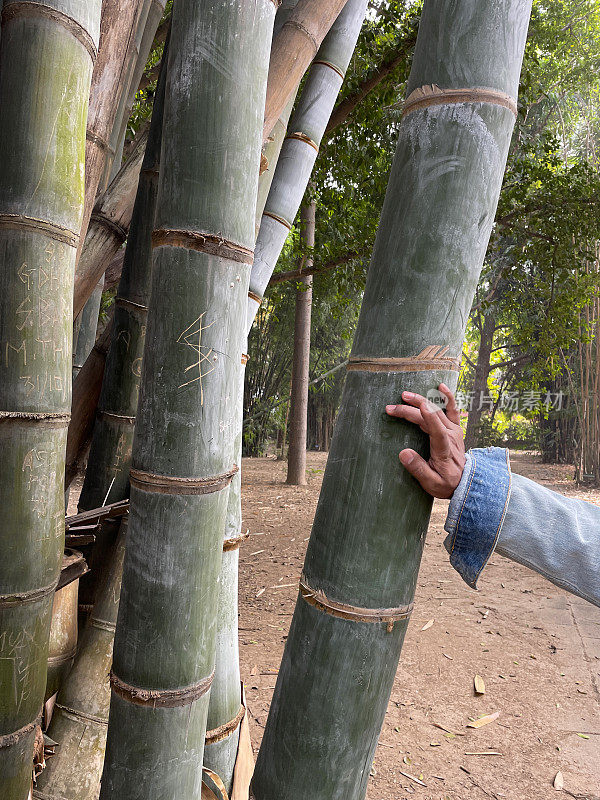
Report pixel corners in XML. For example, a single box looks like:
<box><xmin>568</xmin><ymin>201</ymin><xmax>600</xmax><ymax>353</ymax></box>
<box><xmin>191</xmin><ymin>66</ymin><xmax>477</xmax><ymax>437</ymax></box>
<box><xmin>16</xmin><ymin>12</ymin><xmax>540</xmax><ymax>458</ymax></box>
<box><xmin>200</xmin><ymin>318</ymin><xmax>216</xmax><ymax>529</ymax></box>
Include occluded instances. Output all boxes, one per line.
<box><xmin>443</xmin><ymin>447</ymin><xmax>600</xmax><ymax>608</ymax></box>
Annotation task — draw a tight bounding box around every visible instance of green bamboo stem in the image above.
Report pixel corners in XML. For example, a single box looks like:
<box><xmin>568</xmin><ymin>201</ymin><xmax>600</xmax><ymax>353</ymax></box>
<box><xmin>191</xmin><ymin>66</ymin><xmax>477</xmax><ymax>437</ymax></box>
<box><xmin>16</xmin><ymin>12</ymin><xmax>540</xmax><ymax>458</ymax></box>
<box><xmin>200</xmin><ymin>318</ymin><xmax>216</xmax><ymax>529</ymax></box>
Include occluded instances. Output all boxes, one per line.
<box><xmin>99</xmin><ymin>2</ymin><xmax>275</xmax><ymax>796</ymax></box>
<box><xmin>252</xmin><ymin>2</ymin><xmax>532</xmax><ymax>798</ymax></box>
<box><xmin>72</xmin><ymin>277</ymin><xmax>103</xmax><ymax>382</ymax></box>
<box><xmin>0</xmin><ymin>1</ymin><xmax>100</xmax><ymax>795</ymax></box>
<box><xmin>203</xmin><ymin>3</ymin><xmax>367</xmax><ymax>791</ymax></box>
<box><xmin>33</xmin><ymin>523</ymin><xmax>126</xmax><ymax>800</ymax></box>
<box><xmin>76</xmin><ymin>36</ymin><xmax>168</xmax><ymax>609</ymax></box>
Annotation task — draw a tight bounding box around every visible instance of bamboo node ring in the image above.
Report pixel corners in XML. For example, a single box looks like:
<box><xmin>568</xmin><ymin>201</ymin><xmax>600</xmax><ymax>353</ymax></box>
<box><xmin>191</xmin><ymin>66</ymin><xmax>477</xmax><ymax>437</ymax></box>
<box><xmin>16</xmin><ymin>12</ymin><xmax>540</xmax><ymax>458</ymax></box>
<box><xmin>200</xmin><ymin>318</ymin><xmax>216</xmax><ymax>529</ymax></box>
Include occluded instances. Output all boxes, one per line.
<box><xmin>90</xmin><ymin>211</ymin><xmax>128</xmax><ymax>244</ymax></box>
<box><xmin>0</xmin><ymin>711</ymin><xmax>42</xmax><ymax>749</ymax></box>
<box><xmin>0</xmin><ymin>213</ymin><xmax>79</xmax><ymax>247</ymax></box>
<box><xmin>247</xmin><ymin>290</ymin><xmax>262</xmax><ymax>304</ymax></box>
<box><xmin>1</xmin><ymin>2</ymin><xmax>98</xmax><ymax>62</ymax></box>
<box><xmin>152</xmin><ymin>229</ymin><xmax>254</xmax><ymax>265</ymax></box>
<box><xmin>285</xmin><ymin>19</ymin><xmax>318</xmax><ymax>55</ymax></box>
<box><xmin>285</xmin><ymin>131</ymin><xmax>319</xmax><ymax>153</ymax></box>
<box><xmin>54</xmin><ymin>703</ymin><xmax>108</xmax><ymax>726</ymax></box>
<box><xmin>0</xmin><ymin>579</ymin><xmax>58</xmax><ymax>608</ymax></box>
<box><xmin>312</xmin><ymin>59</ymin><xmax>345</xmax><ymax>81</ymax></box>
<box><xmin>347</xmin><ymin>346</ymin><xmax>459</xmax><ymax>373</ymax></box>
<box><xmin>115</xmin><ymin>296</ymin><xmax>149</xmax><ymax>314</ymax></box>
<box><xmin>0</xmin><ymin>410</ymin><xmax>70</xmax><ymax>427</ymax></box>
<box><xmin>299</xmin><ymin>574</ymin><xmax>413</xmax><ymax>631</ymax></box>
<box><xmin>89</xmin><ymin>616</ymin><xmax>117</xmax><ymax>633</ymax></box>
<box><xmin>97</xmin><ymin>410</ymin><xmax>136</xmax><ymax>425</ymax></box>
<box><xmin>223</xmin><ymin>529</ymin><xmax>250</xmax><ymax>552</ymax></box>
<box><xmin>262</xmin><ymin>210</ymin><xmax>292</xmax><ymax>230</ymax></box>
<box><xmin>110</xmin><ymin>670</ymin><xmax>214</xmax><ymax>708</ymax></box>
<box><xmin>130</xmin><ymin>465</ymin><xmax>238</xmax><ymax>496</ymax></box>
<box><xmin>205</xmin><ymin>704</ymin><xmax>245</xmax><ymax>745</ymax></box>
<box><xmin>86</xmin><ymin>129</ymin><xmax>110</xmax><ymax>152</ymax></box>
<box><xmin>402</xmin><ymin>85</ymin><xmax>517</xmax><ymax>118</ymax></box>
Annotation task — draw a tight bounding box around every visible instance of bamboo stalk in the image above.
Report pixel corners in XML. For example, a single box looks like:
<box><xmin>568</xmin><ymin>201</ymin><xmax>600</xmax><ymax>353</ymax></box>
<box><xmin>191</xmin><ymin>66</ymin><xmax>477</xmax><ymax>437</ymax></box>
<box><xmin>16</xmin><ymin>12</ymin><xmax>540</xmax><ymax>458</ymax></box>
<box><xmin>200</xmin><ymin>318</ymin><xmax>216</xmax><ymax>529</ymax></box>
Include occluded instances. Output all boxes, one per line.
<box><xmin>0</xmin><ymin>1</ymin><xmax>100</xmax><ymax>795</ymax></box>
<box><xmin>72</xmin><ymin>277</ymin><xmax>104</xmax><ymax>382</ymax></box>
<box><xmin>73</xmin><ymin>126</ymin><xmax>149</xmax><ymax>319</ymax></box>
<box><xmin>33</xmin><ymin>523</ymin><xmax>126</xmax><ymax>800</ymax></box>
<box><xmin>249</xmin><ymin>0</ymin><xmax>368</xmax><ymax>326</ymax></box>
<box><xmin>98</xmin><ymin>2</ymin><xmax>275</xmax><ymax>796</ymax></box>
<box><xmin>204</xmin><ymin>3</ymin><xmax>367</xmax><ymax>790</ymax></box>
<box><xmin>76</xmin><ymin>35</ymin><xmax>168</xmax><ymax>609</ymax></box>
<box><xmin>44</xmin><ymin>554</ymin><xmax>79</xmax><ymax>702</ymax></box>
<box><xmin>263</xmin><ymin>0</ymin><xmax>350</xmax><ymax>140</ymax></box>
<box><xmin>76</xmin><ymin>0</ymin><xmax>144</xmax><ymax>265</ymax></box>
<box><xmin>252</xmin><ymin>2</ymin><xmax>532</xmax><ymax>797</ymax></box>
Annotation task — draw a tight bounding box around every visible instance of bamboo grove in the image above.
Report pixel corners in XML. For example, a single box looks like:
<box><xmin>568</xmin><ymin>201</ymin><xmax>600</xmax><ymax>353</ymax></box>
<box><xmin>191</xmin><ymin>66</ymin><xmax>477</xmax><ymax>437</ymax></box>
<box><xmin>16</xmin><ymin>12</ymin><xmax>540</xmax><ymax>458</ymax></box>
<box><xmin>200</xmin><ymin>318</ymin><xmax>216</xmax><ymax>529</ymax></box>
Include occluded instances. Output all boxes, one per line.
<box><xmin>0</xmin><ymin>1</ymin><xmax>539</xmax><ymax>799</ymax></box>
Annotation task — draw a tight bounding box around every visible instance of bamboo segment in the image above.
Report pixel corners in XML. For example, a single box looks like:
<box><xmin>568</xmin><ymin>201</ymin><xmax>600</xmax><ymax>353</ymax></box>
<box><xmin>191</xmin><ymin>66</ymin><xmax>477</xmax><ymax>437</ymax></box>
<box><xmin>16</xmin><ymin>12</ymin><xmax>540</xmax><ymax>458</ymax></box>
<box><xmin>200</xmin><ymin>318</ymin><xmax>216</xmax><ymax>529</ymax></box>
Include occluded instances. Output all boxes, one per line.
<box><xmin>249</xmin><ymin>0</ymin><xmax>368</xmax><ymax>326</ymax></box>
<box><xmin>99</xmin><ymin>2</ymin><xmax>275</xmax><ymax>796</ymax></box>
<box><xmin>34</xmin><ymin>524</ymin><xmax>126</xmax><ymax>800</ymax></box>
<box><xmin>76</xmin><ymin>0</ymin><xmax>143</xmax><ymax>267</ymax></box>
<box><xmin>0</xmin><ymin>1</ymin><xmax>100</xmax><ymax>795</ymax></box>
<box><xmin>72</xmin><ymin>277</ymin><xmax>103</xmax><ymax>382</ymax></box>
<box><xmin>76</xmin><ymin>37</ymin><xmax>168</xmax><ymax>609</ymax></box>
<box><xmin>252</xmin><ymin>2</ymin><xmax>532</xmax><ymax>798</ymax></box>
<box><xmin>263</xmin><ymin>0</ymin><xmax>351</xmax><ymax>140</ymax></box>
<box><xmin>44</xmin><ymin>554</ymin><xmax>79</xmax><ymax>702</ymax></box>
<box><xmin>204</xmin><ymin>3</ymin><xmax>368</xmax><ymax>790</ymax></box>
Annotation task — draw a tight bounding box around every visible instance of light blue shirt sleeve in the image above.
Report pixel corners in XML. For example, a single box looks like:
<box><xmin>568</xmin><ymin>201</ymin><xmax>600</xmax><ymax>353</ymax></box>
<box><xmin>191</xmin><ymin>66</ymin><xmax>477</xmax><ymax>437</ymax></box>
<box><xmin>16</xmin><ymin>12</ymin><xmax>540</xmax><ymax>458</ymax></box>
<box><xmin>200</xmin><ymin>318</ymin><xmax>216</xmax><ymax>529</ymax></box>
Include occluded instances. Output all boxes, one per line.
<box><xmin>443</xmin><ymin>447</ymin><xmax>600</xmax><ymax>608</ymax></box>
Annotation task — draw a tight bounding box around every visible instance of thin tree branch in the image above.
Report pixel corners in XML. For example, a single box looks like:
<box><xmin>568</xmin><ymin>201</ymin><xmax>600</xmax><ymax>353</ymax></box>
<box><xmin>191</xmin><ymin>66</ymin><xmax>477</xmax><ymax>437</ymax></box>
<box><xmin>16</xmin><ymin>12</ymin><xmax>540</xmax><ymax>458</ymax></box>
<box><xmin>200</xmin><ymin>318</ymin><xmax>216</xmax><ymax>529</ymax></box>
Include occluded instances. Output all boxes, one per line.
<box><xmin>268</xmin><ymin>251</ymin><xmax>359</xmax><ymax>287</ymax></box>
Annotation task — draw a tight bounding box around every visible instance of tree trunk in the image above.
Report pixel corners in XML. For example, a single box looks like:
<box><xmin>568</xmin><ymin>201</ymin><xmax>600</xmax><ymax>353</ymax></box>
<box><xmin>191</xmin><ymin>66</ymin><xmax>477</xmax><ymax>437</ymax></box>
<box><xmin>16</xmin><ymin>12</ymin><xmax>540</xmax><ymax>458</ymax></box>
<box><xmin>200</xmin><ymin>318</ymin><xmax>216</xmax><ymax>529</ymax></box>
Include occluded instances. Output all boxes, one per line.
<box><xmin>252</xmin><ymin>2</ymin><xmax>532</xmax><ymax>798</ymax></box>
<box><xmin>464</xmin><ymin>309</ymin><xmax>496</xmax><ymax>450</ymax></box>
<box><xmin>76</xmin><ymin>0</ymin><xmax>143</xmax><ymax>265</ymax></box>
<box><xmin>33</xmin><ymin>523</ymin><xmax>126</xmax><ymax>800</ymax></box>
<box><xmin>98</xmin><ymin>2</ymin><xmax>274</xmax><ymax>796</ymax></box>
<box><xmin>286</xmin><ymin>201</ymin><xmax>315</xmax><ymax>485</ymax></box>
<box><xmin>72</xmin><ymin>277</ymin><xmax>104</xmax><ymax>382</ymax></box>
<box><xmin>76</xmin><ymin>34</ymin><xmax>168</xmax><ymax>610</ymax></box>
<box><xmin>263</xmin><ymin>0</ymin><xmax>350</xmax><ymax>140</ymax></box>
<box><xmin>0</xmin><ymin>1</ymin><xmax>100</xmax><ymax>795</ymax></box>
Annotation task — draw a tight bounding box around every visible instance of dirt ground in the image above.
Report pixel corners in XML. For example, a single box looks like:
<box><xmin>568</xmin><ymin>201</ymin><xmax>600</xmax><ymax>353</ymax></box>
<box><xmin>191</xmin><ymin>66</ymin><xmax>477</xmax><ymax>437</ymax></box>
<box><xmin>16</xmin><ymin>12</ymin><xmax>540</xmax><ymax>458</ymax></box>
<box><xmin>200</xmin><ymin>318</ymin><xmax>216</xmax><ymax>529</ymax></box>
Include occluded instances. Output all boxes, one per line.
<box><xmin>238</xmin><ymin>452</ymin><xmax>600</xmax><ymax>800</ymax></box>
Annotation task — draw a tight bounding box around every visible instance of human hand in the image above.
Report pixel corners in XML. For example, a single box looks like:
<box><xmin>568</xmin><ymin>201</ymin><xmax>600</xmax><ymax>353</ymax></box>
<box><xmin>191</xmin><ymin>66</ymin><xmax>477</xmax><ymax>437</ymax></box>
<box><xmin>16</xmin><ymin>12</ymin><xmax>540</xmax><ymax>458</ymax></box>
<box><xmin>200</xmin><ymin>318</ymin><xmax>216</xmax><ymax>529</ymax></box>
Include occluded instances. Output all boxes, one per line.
<box><xmin>385</xmin><ymin>384</ymin><xmax>466</xmax><ymax>499</ymax></box>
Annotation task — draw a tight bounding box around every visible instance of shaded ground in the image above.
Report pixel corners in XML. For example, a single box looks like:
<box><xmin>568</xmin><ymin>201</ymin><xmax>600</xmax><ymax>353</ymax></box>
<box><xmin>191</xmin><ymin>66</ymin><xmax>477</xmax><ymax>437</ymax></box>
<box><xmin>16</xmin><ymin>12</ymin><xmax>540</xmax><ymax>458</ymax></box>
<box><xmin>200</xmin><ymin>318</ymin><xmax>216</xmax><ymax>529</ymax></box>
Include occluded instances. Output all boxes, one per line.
<box><xmin>239</xmin><ymin>452</ymin><xmax>600</xmax><ymax>800</ymax></box>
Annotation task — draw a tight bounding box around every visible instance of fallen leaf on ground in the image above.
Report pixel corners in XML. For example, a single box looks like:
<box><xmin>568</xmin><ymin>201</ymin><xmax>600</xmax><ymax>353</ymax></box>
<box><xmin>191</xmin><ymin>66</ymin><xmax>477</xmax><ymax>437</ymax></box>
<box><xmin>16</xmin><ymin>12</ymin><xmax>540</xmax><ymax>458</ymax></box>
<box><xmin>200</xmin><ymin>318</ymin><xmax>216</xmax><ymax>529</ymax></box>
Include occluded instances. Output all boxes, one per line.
<box><xmin>553</xmin><ymin>771</ymin><xmax>564</xmax><ymax>790</ymax></box>
<box><xmin>576</xmin><ymin>732</ymin><xmax>589</xmax><ymax>739</ymax></box>
<box><xmin>434</xmin><ymin>722</ymin><xmax>465</xmax><ymax>736</ymax></box>
<box><xmin>474</xmin><ymin>675</ymin><xmax>485</xmax><ymax>695</ymax></box>
<box><xmin>256</xmin><ymin>588</ymin><xmax>265</xmax><ymax>597</ymax></box>
<box><xmin>464</xmin><ymin>751</ymin><xmax>503</xmax><ymax>756</ymax></box>
<box><xmin>421</xmin><ymin>619</ymin><xmax>434</xmax><ymax>631</ymax></box>
<box><xmin>466</xmin><ymin>711</ymin><xmax>500</xmax><ymax>729</ymax></box>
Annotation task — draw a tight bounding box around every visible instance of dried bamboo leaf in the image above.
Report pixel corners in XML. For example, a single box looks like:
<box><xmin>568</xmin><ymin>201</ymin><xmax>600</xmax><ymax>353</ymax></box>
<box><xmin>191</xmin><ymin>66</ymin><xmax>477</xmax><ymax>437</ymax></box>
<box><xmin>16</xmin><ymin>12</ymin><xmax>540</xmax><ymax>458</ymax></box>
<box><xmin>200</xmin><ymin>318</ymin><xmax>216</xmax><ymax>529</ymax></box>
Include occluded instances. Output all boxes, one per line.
<box><xmin>466</xmin><ymin>712</ymin><xmax>500</xmax><ymax>729</ymax></box>
<box><xmin>553</xmin><ymin>771</ymin><xmax>564</xmax><ymax>790</ymax></box>
<box><xmin>474</xmin><ymin>675</ymin><xmax>486</xmax><ymax>695</ymax></box>
<box><xmin>421</xmin><ymin>619</ymin><xmax>435</xmax><ymax>631</ymax></box>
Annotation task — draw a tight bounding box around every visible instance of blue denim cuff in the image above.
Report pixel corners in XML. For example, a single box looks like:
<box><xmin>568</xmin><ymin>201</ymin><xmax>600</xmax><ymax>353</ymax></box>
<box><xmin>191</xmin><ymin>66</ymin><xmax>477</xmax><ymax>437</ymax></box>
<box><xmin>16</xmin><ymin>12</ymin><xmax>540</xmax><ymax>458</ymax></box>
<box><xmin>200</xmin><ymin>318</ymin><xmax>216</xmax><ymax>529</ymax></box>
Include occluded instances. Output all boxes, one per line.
<box><xmin>443</xmin><ymin>447</ymin><xmax>512</xmax><ymax>589</ymax></box>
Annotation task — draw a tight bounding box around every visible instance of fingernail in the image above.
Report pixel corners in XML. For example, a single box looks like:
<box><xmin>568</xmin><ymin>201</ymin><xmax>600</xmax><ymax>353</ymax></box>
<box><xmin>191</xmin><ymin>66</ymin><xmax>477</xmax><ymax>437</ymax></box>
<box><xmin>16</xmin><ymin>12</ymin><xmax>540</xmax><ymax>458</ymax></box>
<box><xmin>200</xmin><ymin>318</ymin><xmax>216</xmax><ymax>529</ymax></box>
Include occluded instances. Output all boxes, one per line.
<box><xmin>439</xmin><ymin>383</ymin><xmax>448</xmax><ymax>392</ymax></box>
<box><xmin>385</xmin><ymin>404</ymin><xmax>396</xmax><ymax>412</ymax></box>
<box><xmin>402</xmin><ymin>391</ymin><xmax>414</xmax><ymax>399</ymax></box>
<box><xmin>399</xmin><ymin>450</ymin><xmax>414</xmax><ymax>465</ymax></box>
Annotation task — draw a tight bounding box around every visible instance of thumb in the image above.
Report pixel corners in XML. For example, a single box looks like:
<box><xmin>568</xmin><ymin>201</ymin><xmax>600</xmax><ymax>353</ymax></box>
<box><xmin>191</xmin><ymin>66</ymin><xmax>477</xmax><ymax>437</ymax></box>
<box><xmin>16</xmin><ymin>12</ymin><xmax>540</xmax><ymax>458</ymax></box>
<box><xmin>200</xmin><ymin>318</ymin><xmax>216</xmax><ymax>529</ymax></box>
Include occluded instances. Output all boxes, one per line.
<box><xmin>399</xmin><ymin>449</ymin><xmax>443</xmax><ymax>495</ymax></box>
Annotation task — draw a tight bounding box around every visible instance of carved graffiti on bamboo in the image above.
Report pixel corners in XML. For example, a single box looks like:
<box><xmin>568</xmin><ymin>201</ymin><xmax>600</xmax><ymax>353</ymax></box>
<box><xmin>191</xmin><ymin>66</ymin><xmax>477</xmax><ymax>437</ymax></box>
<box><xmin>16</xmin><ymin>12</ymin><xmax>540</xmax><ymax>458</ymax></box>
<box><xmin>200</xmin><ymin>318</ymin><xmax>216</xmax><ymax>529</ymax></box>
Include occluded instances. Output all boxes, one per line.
<box><xmin>4</xmin><ymin>242</ymin><xmax>69</xmax><ymax>402</ymax></box>
<box><xmin>177</xmin><ymin>313</ymin><xmax>217</xmax><ymax>403</ymax></box>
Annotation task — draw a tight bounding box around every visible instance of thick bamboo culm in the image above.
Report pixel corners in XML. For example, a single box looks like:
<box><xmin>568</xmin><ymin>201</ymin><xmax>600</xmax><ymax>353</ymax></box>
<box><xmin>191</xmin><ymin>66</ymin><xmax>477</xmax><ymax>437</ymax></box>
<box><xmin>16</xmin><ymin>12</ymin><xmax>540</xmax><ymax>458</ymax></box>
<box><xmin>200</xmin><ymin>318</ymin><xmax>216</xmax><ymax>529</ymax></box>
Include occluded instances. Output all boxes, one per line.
<box><xmin>44</xmin><ymin>554</ymin><xmax>80</xmax><ymax>702</ymax></box>
<box><xmin>75</xmin><ymin>0</ymin><xmax>143</xmax><ymax>269</ymax></box>
<box><xmin>34</xmin><ymin>523</ymin><xmax>126</xmax><ymax>800</ymax></box>
<box><xmin>263</xmin><ymin>0</ymin><xmax>351</xmax><ymax>140</ymax></box>
<box><xmin>98</xmin><ymin>2</ymin><xmax>275</xmax><ymax>796</ymax></box>
<box><xmin>249</xmin><ymin>0</ymin><xmax>368</xmax><ymax>325</ymax></box>
<box><xmin>72</xmin><ymin>277</ymin><xmax>104</xmax><ymax>382</ymax></box>
<box><xmin>253</xmin><ymin>2</ymin><xmax>532</xmax><ymax>798</ymax></box>
<box><xmin>203</xmin><ymin>3</ymin><xmax>367</xmax><ymax>791</ymax></box>
<box><xmin>76</xmin><ymin>36</ymin><xmax>168</xmax><ymax>609</ymax></box>
<box><xmin>73</xmin><ymin>128</ymin><xmax>149</xmax><ymax>319</ymax></box>
<box><xmin>101</xmin><ymin>0</ymin><xmax>166</xmax><ymax>190</ymax></box>
<box><xmin>0</xmin><ymin>0</ymin><xmax>101</xmax><ymax>796</ymax></box>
